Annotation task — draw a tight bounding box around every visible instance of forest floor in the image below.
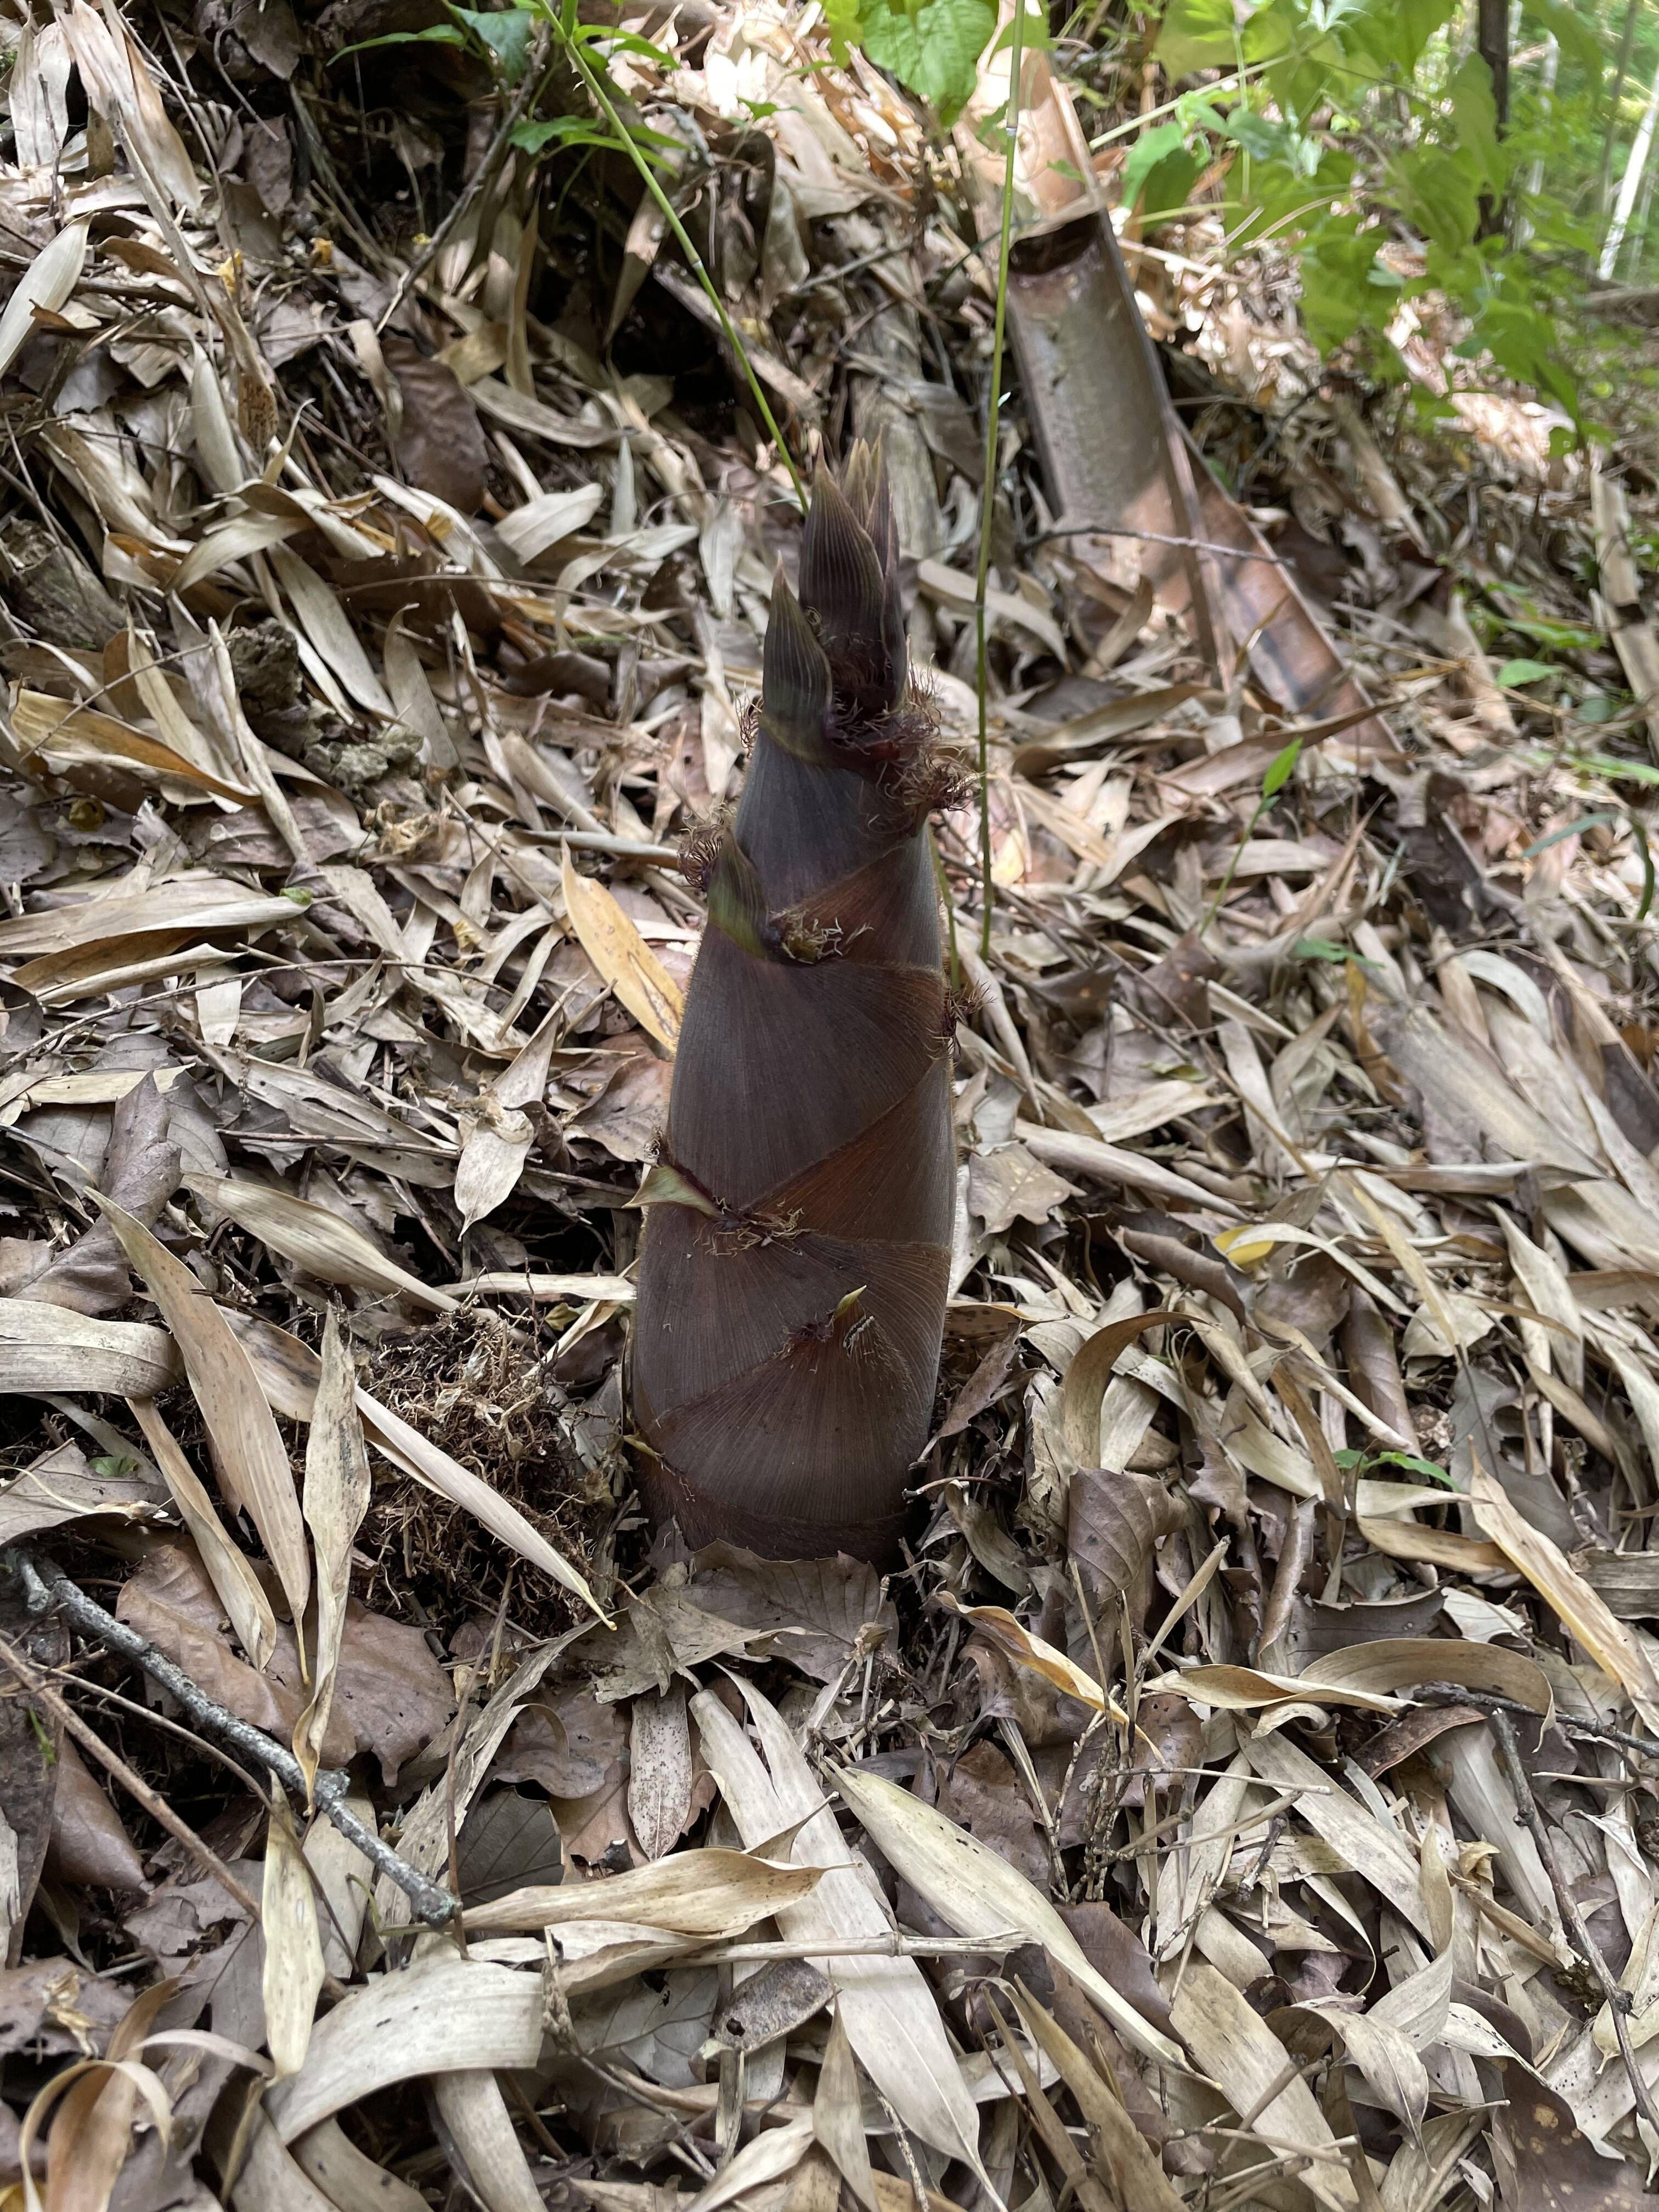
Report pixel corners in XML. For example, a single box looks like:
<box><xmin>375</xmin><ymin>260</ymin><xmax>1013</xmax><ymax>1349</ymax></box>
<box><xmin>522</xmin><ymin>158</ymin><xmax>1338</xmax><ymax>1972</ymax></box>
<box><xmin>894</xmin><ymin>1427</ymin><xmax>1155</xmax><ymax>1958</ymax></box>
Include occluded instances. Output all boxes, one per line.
<box><xmin>4</xmin><ymin>7</ymin><xmax>1659</xmax><ymax>2210</ymax></box>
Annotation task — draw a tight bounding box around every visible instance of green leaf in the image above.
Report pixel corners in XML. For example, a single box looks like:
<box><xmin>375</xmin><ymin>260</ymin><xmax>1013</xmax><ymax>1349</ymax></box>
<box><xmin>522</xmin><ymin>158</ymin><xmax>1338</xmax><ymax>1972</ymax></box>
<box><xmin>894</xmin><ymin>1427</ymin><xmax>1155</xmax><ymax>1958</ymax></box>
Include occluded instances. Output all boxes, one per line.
<box><xmin>329</xmin><ymin>22</ymin><xmax>466</xmax><ymax>60</ymax></box>
<box><xmin>1522</xmin><ymin>0</ymin><xmax>1601</xmax><ymax>78</ymax></box>
<box><xmin>91</xmin><ymin>1453</ymin><xmax>143</xmax><ymax>1478</ymax></box>
<box><xmin>1261</xmin><ymin>733</ymin><xmax>1302</xmax><ymax>799</ymax></box>
<box><xmin>822</xmin><ymin>0</ymin><xmax>861</xmax><ymax>63</ymax></box>
<box><xmin>1292</xmin><ymin>936</ymin><xmax>1350</xmax><ymax>962</ymax></box>
<box><xmin>1140</xmin><ymin>145</ymin><xmax>1202</xmax><ymax>222</ymax></box>
<box><xmin>1122</xmin><ymin>120</ymin><xmax>1188</xmax><ymax>204</ymax></box>
<box><xmin>1576</xmin><ymin>693</ymin><xmax>1626</xmax><ymax>724</ymax></box>
<box><xmin>450</xmin><ymin>2</ymin><xmax>535</xmax><ymax>81</ymax></box>
<box><xmin>1154</xmin><ymin>0</ymin><xmax>1236</xmax><ymax>77</ymax></box>
<box><xmin>1448</xmin><ymin>52</ymin><xmax>1502</xmax><ymax>193</ymax></box>
<box><xmin>992</xmin><ymin>2</ymin><xmax>1051</xmax><ymax>52</ymax></box>
<box><xmin>1523</xmin><ymin>811</ymin><xmax>1616</xmax><ymax>855</ymax></box>
<box><xmin>1371</xmin><ymin>1450</ymin><xmax>1456</xmax><ymax>1488</ymax></box>
<box><xmin>582</xmin><ymin>25</ymin><xmax>673</xmax><ymax>63</ymax></box>
<box><xmin>858</xmin><ymin>0</ymin><xmax>996</xmax><ymax>123</ymax></box>
<box><xmin>511</xmin><ymin>114</ymin><xmax>617</xmax><ymax>154</ymax></box>
<box><xmin>1497</xmin><ymin>657</ymin><xmax>1554</xmax><ymax>687</ymax></box>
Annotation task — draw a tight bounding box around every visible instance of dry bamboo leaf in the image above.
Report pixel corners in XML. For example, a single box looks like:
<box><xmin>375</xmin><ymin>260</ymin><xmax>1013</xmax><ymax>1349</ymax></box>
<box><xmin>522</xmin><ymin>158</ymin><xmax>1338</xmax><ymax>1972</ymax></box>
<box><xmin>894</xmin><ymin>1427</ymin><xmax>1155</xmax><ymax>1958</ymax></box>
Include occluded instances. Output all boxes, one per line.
<box><xmin>1158</xmin><ymin>1663</ymin><xmax>1401</xmax><ymax>1714</ymax></box>
<box><xmin>0</xmin><ymin>880</ymin><xmax>303</xmax><ymax>962</ymax></box>
<box><xmin>627</xmin><ymin>1682</ymin><xmax>693</xmax><ymax>1863</ymax></box>
<box><xmin>430</xmin><ymin>2074</ymin><xmax>544</xmax><ymax>2212</ymax></box>
<box><xmin>128</xmin><ymin>1396</ymin><xmax>276</xmax><ymax>1671</ymax></box>
<box><xmin>830</xmin><ymin>1763</ymin><xmax>1186</xmax><ymax>2070</ymax></box>
<box><xmin>813</xmin><ymin>2006</ymin><xmax>878</xmax><ymax>2212</ymax></box>
<box><xmin>0</xmin><ymin>223</ymin><xmax>88</xmax><ymax>380</ymax></box>
<box><xmin>1469</xmin><ymin>1465</ymin><xmax>1659</xmax><ymax>1719</ymax></box>
<box><xmin>495</xmin><ymin>482</ymin><xmax>605</xmax><ymax>564</ymax></box>
<box><xmin>454</xmin><ymin>1009</ymin><xmax>561</xmax><ymax>1229</ymax></box>
<box><xmin>187</xmin><ymin>1176</ymin><xmax>458</xmax><ymax>1313</ymax></box>
<box><xmin>1170</xmin><ymin>1963</ymin><xmax>1358</xmax><ymax>2212</ymax></box>
<box><xmin>1368</xmin><ymin>1000</ymin><xmax>1598</xmax><ymax>1177</ymax></box>
<box><xmin>981</xmin><ymin>1993</ymin><xmax>1115</xmax><ymax>2212</ymax></box>
<box><xmin>1306</xmin><ymin>1635</ymin><xmax>1551</xmax><ymax>1713</ymax></box>
<box><xmin>230</xmin><ymin>2113</ymin><xmax>335</xmax><ymax>2212</ymax></box>
<box><xmin>11</xmin><ymin>693</ymin><xmax>256</xmax><ymax>803</ymax></box>
<box><xmin>0</xmin><ymin>1302</ymin><xmax>177</xmax><ymax>1397</ymax></box>
<box><xmin>1009</xmin><ymin>1985</ymin><xmax>1184</xmax><ymax>2212</ymax></box>
<box><xmin>97</xmin><ymin>1200</ymin><xmax>311</xmax><ymax>1655</ymax></box>
<box><xmin>560</xmin><ymin>849</ymin><xmax>682</xmax><ymax>1049</ymax></box>
<box><xmin>692</xmin><ymin>1686</ymin><xmax>988</xmax><ymax>2167</ymax></box>
<box><xmin>938</xmin><ymin>1594</ymin><xmax>1130</xmax><ymax>1719</ymax></box>
<box><xmin>1242</xmin><ymin>1732</ymin><xmax>1429</xmax><ymax>1933</ymax></box>
<box><xmin>169</xmin><ymin>511</ymin><xmax>305</xmax><ymax>594</ymax></box>
<box><xmin>263</xmin><ymin>1799</ymin><xmax>325</xmax><ymax>2079</ymax></box>
<box><xmin>1296</xmin><ymin>2000</ymin><xmax>1430</xmax><ymax>2138</ymax></box>
<box><xmin>32</xmin><ymin>1985</ymin><xmax>174</xmax><ymax>2212</ymax></box>
<box><xmin>1059</xmin><ymin>1308</ymin><xmax>1171</xmax><ymax>1467</ymax></box>
<box><xmin>463</xmin><ymin>1845</ymin><xmax>822</xmax><ymax>1936</ymax></box>
<box><xmin>267</xmin><ymin>545</ymin><xmax>393</xmax><ymax>717</ymax></box>
<box><xmin>289</xmin><ymin>2119</ymin><xmax>428</xmax><ymax>2212</ymax></box>
<box><xmin>684</xmin><ymin>2119</ymin><xmax>816</xmax><ymax>2212</ymax></box>
<box><xmin>916</xmin><ymin>557</ymin><xmax>1067</xmax><ymax>658</ymax></box>
<box><xmin>384</xmin><ymin>608</ymin><xmax>453</xmax><ymax>767</ymax></box>
<box><xmin>61</xmin><ymin>0</ymin><xmax>201</xmax><ymax>211</ymax></box>
<box><xmin>228</xmin><ymin>1312</ymin><xmax>605</xmax><ymax>1620</ymax></box>
<box><xmin>295</xmin><ymin>1312</ymin><xmax>373</xmax><ymax>1798</ymax></box>
<box><xmin>264</xmin><ymin>1955</ymin><xmax>543</xmax><ymax>2145</ymax></box>
<box><xmin>1355</xmin><ymin>1516</ymin><xmax>1507</xmax><ymax>1574</ymax></box>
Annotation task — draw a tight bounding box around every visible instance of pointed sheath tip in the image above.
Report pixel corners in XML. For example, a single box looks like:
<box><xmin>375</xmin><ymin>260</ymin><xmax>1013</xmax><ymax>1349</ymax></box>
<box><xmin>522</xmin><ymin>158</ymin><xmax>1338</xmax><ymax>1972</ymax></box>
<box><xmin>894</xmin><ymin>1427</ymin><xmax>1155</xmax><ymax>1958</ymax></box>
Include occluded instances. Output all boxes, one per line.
<box><xmin>761</xmin><ymin>567</ymin><xmax>834</xmax><ymax>763</ymax></box>
<box><xmin>799</xmin><ymin>465</ymin><xmax>901</xmax><ymax>715</ymax></box>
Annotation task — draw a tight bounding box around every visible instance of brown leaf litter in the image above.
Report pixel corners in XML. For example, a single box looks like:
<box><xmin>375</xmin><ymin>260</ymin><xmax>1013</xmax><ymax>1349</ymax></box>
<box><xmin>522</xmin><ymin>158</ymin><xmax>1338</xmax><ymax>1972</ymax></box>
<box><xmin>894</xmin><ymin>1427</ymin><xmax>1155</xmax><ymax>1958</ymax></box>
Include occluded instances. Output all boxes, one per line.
<box><xmin>5</xmin><ymin>3</ymin><xmax>1659</xmax><ymax>2209</ymax></box>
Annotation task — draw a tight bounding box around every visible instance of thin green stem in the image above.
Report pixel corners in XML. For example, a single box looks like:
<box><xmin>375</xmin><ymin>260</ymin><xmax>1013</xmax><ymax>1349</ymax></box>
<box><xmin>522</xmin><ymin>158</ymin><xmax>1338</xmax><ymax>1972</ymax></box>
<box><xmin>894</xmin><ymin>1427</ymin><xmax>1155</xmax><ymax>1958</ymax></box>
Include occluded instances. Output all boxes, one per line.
<box><xmin>973</xmin><ymin>8</ymin><xmax>1028</xmax><ymax>962</ymax></box>
<box><xmin>1199</xmin><ymin>795</ymin><xmax>1267</xmax><ymax>936</ymax></box>
<box><xmin>560</xmin><ymin>31</ymin><xmax>807</xmax><ymax>512</ymax></box>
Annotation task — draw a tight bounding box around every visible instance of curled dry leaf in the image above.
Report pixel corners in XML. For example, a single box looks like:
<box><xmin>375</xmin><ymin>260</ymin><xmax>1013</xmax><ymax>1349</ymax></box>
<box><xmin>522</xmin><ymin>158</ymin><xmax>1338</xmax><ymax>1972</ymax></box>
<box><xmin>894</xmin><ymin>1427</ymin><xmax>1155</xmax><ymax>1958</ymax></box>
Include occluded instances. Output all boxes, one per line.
<box><xmin>0</xmin><ymin>1301</ymin><xmax>178</xmax><ymax>1397</ymax></box>
<box><xmin>937</xmin><ymin>1593</ymin><xmax>1129</xmax><ymax>1720</ymax></box>
<box><xmin>43</xmin><ymin>1737</ymin><xmax>145</xmax><ymax>1893</ymax></box>
<box><xmin>29</xmin><ymin>1073</ymin><xmax>180</xmax><ymax>1317</ymax></box>
<box><xmin>1067</xmin><ymin>1465</ymin><xmax>1182</xmax><ymax>1626</ymax></box>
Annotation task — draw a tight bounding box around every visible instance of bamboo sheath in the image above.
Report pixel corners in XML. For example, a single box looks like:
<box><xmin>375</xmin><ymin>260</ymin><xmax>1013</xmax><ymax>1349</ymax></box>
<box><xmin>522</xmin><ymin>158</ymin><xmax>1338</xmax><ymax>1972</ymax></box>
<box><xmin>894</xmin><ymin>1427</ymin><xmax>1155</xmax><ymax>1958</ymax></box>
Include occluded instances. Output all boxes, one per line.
<box><xmin>633</xmin><ymin>449</ymin><xmax>958</xmax><ymax>1561</ymax></box>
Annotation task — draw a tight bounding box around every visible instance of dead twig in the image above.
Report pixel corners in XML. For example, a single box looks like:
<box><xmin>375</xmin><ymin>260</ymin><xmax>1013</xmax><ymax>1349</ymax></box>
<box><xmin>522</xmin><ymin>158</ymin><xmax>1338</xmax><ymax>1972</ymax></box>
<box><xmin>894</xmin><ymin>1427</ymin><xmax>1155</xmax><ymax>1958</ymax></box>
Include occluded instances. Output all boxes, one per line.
<box><xmin>1423</xmin><ymin>1685</ymin><xmax>1659</xmax><ymax>1759</ymax></box>
<box><xmin>6</xmin><ymin>1547</ymin><xmax>459</xmax><ymax>1929</ymax></box>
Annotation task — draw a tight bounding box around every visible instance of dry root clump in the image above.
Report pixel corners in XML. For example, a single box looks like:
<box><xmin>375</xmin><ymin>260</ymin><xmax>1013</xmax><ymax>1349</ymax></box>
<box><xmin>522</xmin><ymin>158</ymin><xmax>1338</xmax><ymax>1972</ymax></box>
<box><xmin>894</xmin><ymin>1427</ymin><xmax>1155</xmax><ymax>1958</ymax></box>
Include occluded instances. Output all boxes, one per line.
<box><xmin>359</xmin><ymin>1310</ymin><xmax>598</xmax><ymax>1638</ymax></box>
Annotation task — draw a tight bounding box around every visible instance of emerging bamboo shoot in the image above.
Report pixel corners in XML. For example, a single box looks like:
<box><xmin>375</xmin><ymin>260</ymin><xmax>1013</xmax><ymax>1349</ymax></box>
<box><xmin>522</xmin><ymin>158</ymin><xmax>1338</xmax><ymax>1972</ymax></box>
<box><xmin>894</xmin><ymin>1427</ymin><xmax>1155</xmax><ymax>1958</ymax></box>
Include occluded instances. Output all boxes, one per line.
<box><xmin>633</xmin><ymin>448</ymin><xmax>960</xmax><ymax>1561</ymax></box>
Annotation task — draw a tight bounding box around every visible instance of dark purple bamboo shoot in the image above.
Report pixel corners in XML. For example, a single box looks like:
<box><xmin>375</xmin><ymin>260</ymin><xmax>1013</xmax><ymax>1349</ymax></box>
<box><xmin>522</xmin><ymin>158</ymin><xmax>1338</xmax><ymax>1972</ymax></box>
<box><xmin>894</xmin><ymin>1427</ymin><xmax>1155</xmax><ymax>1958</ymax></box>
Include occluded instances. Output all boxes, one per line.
<box><xmin>633</xmin><ymin>448</ymin><xmax>959</xmax><ymax>1562</ymax></box>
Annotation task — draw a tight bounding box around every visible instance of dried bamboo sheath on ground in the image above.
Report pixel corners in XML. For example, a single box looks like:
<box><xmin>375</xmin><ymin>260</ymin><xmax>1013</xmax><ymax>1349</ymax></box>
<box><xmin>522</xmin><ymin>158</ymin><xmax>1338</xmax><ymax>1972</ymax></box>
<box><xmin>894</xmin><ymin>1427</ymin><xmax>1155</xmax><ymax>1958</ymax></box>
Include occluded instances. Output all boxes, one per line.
<box><xmin>634</xmin><ymin>449</ymin><xmax>958</xmax><ymax>1561</ymax></box>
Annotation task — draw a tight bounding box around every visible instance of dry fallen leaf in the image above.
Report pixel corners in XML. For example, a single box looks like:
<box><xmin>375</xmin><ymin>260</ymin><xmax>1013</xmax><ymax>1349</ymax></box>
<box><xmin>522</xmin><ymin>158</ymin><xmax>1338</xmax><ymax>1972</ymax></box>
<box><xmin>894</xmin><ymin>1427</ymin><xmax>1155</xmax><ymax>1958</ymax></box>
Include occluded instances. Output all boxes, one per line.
<box><xmin>561</xmin><ymin>847</ymin><xmax>684</xmax><ymax>1050</ymax></box>
<box><xmin>97</xmin><ymin>1200</ymin><xmax>311</xmax><ymax>1652</ymax></box>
